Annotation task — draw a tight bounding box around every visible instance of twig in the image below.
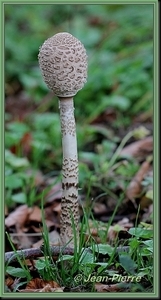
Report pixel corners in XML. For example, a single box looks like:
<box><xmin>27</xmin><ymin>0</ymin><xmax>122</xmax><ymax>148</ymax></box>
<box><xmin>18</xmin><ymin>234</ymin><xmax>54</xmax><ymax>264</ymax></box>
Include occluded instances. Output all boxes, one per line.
<box><xmin>9</xmin><ymin>233</ymin><xmax>42</xmax><ymax>236</ymax></box>
<box><xmin>5</xmin><ymin>245</ymin><xmax>75</xmax><ymax>263</ymax></box>
<box><xmin>5</xmin><ymin>245</ymin><xmax>130</xmax><ymax>264</ymax></box>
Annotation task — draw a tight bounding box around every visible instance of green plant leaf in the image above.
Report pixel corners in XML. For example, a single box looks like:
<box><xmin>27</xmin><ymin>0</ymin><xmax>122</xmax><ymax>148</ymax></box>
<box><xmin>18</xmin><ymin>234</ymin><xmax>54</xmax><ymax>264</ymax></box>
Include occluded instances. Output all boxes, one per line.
<box><xmin>141</xmin><ymin>248</ymin><xmax>153</xmax><ymax>256</ymax></box>
<box><xmin>6</xmin><ymin>121</ymin><xmax>30</xmax><ymax>134</ymax></box>
<box><xmin>142</xmin><ymin>239</ymin><xmax>153</xmax><ymax>248</ymax></box>
<box><xmin>79</xmin><ymin>250</ymin><xmax>94</xmax><ymax>264</ymax></box>
<box><xmin>57</xmin><ymin>255</ymin><xmax>74</xmax><ymax>262</ymax></box>
<box><xmin>138</xmin><ymin>266</ymin><xmax>153</xmax><ymax>277</ymax></box>
<box><xmin>5</xmin><ymin>150</ymin><xmax>29</xmax><ymax>168</ymax></box>
<box><xmin>35</xmin><ymin>258</ymin><xmax>47</xmax><ymax>270</ymax></box>
<box><xmin>6</xmin><ymin>266</ymin><xmax>28</xmax><ymax>278</ymax></box>
<box><xmin>119</xmin><ymin>254</ymin><xmax>137</xmax><ymax>274</ymax></box>
<box><xmin>5</xmin><ymin>174</ymin><xmax>24</xmax><ymax>189</ymax></box>
<box><xmin>11</xmin><ymin>192</ymin><xmax>27</xmax><ymax>204</ymax></box>
<box><xmin>101</xmin><ymin>95</ymin><xmax>130</xmax><ymax>111</ymax></box>
<box><xmin>146</xmin><ymin>190</ymin><xmax>153</xmax><ymax>200</ymax></box>
<box><xmin>128</xmin><ymin>227</ymin><xmax>153</xmax><ymax>239</ymax></box>
<box><xmin>141</xmin><ymin>239</ymin><xmax>153</xmax><ymax>254</ymax></box>
<box><xmin>90</xmin><ymin>244</ymin><xmax>114</xmax><ymax>256</ymax></box>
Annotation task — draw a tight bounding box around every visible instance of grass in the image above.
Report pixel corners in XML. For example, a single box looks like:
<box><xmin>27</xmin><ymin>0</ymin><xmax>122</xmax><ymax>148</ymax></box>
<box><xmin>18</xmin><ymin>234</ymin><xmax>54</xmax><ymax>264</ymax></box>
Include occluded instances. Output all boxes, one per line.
<box><xmin>5</xmin><ymin>233</ymin><xmax>32</xmax><ymax>292</ymax></box>
<box><xmin>5</xmin><ymin>194</ymin><xmax>153</xmax><ymax>292</ymax></box>
<box><xmin>5</xmin><ymin>122</ymin><xmax>153</xmax><ymax>292</ymax></box>
<box><xmin>4</xmin><ymin>3</ymin><xmax>154</xmax><ymax>293</ymax></box>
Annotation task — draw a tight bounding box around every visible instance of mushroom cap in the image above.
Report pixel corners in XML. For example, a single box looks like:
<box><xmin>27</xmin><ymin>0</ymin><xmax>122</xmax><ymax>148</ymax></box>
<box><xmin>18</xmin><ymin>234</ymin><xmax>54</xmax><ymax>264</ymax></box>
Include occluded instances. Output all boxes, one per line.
<box><xmin>38</xmin><ymin>32</ymin><xmax>88</xmax><ymax>97</ymax></box>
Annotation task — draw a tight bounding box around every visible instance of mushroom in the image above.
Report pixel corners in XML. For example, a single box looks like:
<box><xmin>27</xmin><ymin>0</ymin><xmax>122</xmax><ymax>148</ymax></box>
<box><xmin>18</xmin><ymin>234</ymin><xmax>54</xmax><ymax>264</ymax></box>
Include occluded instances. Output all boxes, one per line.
<box><xmin>38</xmin><ymin>32</ymin><xmax>88</xmax><ymax>247</ymax></box>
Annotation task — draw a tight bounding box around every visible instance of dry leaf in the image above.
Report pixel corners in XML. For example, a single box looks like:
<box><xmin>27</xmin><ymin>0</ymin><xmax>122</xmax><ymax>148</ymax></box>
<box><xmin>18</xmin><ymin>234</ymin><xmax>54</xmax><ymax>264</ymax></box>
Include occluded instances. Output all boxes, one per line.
<box><xmin>126</xmin><ymin>160</ymin><xmax>151</xmax><ymax>201</ymax></box>
<box><xmin>93</xmin><ymin>203</ymin><xmax>107</xmax><ymax>214</ymax></box>
<box><xmin>39</xmin><ymin>285</ymin><xmax>63</xmax><ymax>292</ymax></box>
<box><xmin>19</xmin><ymin>287</ymin><xmax>64</xmax><ymax>293</ymax></box>
<box><xmin>32</xmin><ymin>230</ymin><xmax>60</xmax><ymax>248</ymax></box>
<box><xmin>45</xmin><ymin>183</ymin><xmax>62</xmax><ymax>202</ymax></box>
<box><xmin>139</xmin><ymin>195</ymin><xmax>153</xmax><ymax>209</ymax></box>
<box><xmin>83</xmin><ymin>219</ymin><xmax>129</xmax><ymax>244</ymax></box>
<box><xmin>5</xmin><ymin>276</ymin><xmax>14</xmax><ymax>288</ymax></box>
<box><xmin>5</xmin><ymin>205</ymin><xmax>32</xmax><ymax>228</ymax></box>
<box><xmin>95</xmin><ymin>283</ymin><xmax>129</xmax><ymax>292</ymax></box>
<box><xmin>5</xmin><ymin>205</ymin><xmax>34</xmax><ymax>249</ymax></box>
<box><xmin>26</xmin><ymin>278</ymin><xmax>60</xmax><ymax>290</ymax></box>
<box><xmin>108</xmin><ymin>225</ymin><xmax>127</xmax><ymax>242</ymax></box>
<box><xmin>32</xmin><ymin>239</ymin><xmax>43</xmax><ymax>248</ymax></box>
<box><xmin>117</xmin><ymin>218</ymin><xmax>133</xmax><ymax>230</ymax></box>
<box><xmin>5</xmin><ymin>277</ymin><xmax>21</xmax><ymax>292</ymax></box>
<box><xmin>29</xmin><ymin>206</ymin><xmax>42</xmax><ymax>222</ymax></box>
<box><xmin>52</xmin><ymin>202</ymin><xmax>61</xmax><ymax>213</ymax></box>
<box><xmin>120</xmin><ymin>136</ymin><xmax>153</xmax><ymax>161</ymax></box>
<box><xmin>142</xmin><ymin>204</ymin><xmax>153</xmax><ymax>222</ymax></box>
<box><xmin>44</xmin><ymin>202</ymin><xmax>61</xmax><ymax>227</ymax></box>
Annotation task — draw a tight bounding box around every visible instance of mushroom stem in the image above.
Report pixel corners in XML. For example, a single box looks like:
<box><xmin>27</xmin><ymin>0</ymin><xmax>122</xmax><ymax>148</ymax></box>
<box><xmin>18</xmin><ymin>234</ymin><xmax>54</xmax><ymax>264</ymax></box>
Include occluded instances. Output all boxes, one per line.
<box><xmin>58</xmin><ymin>97</ymin><xmax>79</xmax><ymax>247</ymax></box>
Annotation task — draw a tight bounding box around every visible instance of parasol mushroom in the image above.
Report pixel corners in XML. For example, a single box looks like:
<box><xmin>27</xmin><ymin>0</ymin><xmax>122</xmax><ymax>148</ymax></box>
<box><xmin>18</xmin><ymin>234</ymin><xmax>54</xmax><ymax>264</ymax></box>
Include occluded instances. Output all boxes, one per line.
<box><xmin>38</xmin><ymin>32</ymin><xmax>88</xmax><ymax>247</ymax></box>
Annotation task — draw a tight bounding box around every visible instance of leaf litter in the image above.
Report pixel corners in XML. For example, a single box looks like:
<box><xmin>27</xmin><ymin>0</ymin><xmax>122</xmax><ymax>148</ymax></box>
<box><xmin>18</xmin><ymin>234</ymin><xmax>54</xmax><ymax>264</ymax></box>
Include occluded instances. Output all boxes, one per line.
<box><xmin>5</xmin><ymin>6</ymin><xmax>153</xmax><ymax>292</ymax></box>
<box><xmin>5</xmin><ymin>118</ymin><xmax>153</xmax><ymax>292</ymax></box>
<box><xmin>5</xmin><ymin>94</ymin><xmax>153</xmax><ymax>292</ymax></box>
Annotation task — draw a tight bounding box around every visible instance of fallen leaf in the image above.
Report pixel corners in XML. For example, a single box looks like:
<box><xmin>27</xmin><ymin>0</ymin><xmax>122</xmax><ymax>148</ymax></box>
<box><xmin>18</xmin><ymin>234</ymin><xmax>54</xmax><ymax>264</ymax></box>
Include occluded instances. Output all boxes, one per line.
<box><xmin>5</xmin><ymin>276</ymin><xmax>21</xmax><ymax>292</ymax></box>
<box><xmin>108</xmin><ymin>225</ymin><xmax>127</xmax><ymax>243</ymax></box>
<box><xmin>5</xmin><ymin>205</ymin><xmax>34</xmax><ymax>249</ymax></box>
<box><xmin>142</xmin><ymin>204</ymin><xmax>153</xmax><ymax>222</ymax></box>
<box><xmin>32</xmin><ymin>230</ymin><xmax>60</xmax><ymax>248</ymax></box>
<box><xmin>120</xmin><ymin>136</ymin><xmax>153</xmax><ymax>161</ymax></box>
<box><xmin>39</xmin><ymin>285</ymin><xmax>63</xmax><ymax>292</ymax></box>
<box><xmin>45</xmin><ymin>183</ymin><xmax>62</xmax><ymax>202</ymax></box>
<box><xmin>44</xmin><ymin>201</ymin><xmax>61</xmax><ymax>227</ymax></box>
<box><xmin>5</xmin><ymin>276</ymin><xmax>14</xmax><ymax>289</ymax></box>
<box><xmin>32</xmin><ymin>239</ymin><xmax>43</xmax><ymax>248</ymax></box>
<box><xmin>26</xmin><ymin>278</ymin><xmax>60</xmax><ymax>290</ymax></box>
<box><xmin>93</xmin><ymin>203</ymin><xmax>108</xmax><ymax>215</ymax></box>
<box><xmin>117</xmin><ymin>218</ymin><xmax>133</xmax><ymax>229</ymax></box>
<box><xmin>5</xmin><ymin>205</ymin><xmax>32</xmax><ymax>228</ymax></box>
<box><xmin>95</xmin><ymin>282</ymin><xmax>130</xmax><ymax>292</ymax></box>
<box><xmin>139</xmin><ymin>195</ymin><xmax>153</xmax><ymax>209</ymax></box>
<box><xmin>29</xmin><ymin>206</ymin><xmax>42</xmax><ymax>222</ymax></box>
<box><xmin>19</xmin><ymin>286</ymin><xmax>64</xmax><ymax>292</ymax></box>
<box><xmin>126</xmin><ymin>160</ymin><xmax>151</xmax><ymax>202</ymax></box>
<box><xmin>83</xmin><ymin>219</ymin><xmax>129</xmax><ymax>244</ymax></box>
